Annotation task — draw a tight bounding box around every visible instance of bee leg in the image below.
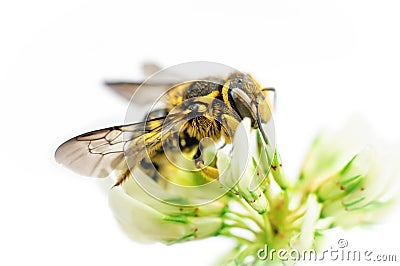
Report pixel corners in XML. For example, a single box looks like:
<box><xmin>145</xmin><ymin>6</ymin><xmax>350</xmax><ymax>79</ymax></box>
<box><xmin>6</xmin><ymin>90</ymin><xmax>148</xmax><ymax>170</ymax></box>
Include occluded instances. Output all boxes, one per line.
<box><xmin>192</xmin><ymin>140</ymin><xmax>220</xmax><ymax>181</ymax></box>
<box><xmin>139</xmin><ymin>159</ymin><xmax>159</xmax><ymax>182</ymax></box>
<box><xmin>195</xmin><ymin>159</ymin><xmax>220</xmax><ymax>181</ymax></box>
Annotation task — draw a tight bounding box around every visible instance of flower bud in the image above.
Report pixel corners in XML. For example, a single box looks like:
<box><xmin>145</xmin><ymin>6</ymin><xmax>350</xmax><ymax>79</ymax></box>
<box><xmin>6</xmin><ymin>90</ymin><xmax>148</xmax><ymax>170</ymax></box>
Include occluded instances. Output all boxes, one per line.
<box><xmin>109</xmin><ymin>186</ymin><xmax>224</xmax><ymax>243</ymax></box>
<box><xmin>217</xmin><ymin>118</ymin><xmax>268</xmax><ymax>214</ymax></box>
<box><xmin>320</xmin><ymin>145</ymin><xmax>400</xmax><ymax>227</ymax></box>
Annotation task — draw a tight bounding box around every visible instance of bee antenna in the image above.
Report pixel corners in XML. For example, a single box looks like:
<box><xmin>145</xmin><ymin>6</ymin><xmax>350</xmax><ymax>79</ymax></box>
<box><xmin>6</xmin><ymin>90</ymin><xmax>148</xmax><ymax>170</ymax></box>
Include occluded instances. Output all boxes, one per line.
<box><xmin>261</xmin><ymin>87</ymin><xmax>276</xmax><ymax>111</ymax></box>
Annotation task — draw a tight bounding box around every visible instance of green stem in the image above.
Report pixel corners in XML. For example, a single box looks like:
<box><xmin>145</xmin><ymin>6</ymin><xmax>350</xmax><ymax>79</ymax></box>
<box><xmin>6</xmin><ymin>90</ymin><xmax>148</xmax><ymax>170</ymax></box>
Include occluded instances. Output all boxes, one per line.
<box><xmin>224</xmin><ymin>213</ymin><xmax>261</xmax><ymax>234</ymax></box>
<box><xmin>220</xmin><ymin>230</ymin><xmax>254</xmax><ymax>245</ymax></box>
<box><xmin>262</xmin><ymin>212</ymin><xmax>273</xmax><ymax>243</ymax></box>
<box><xmin>224</xmin><ymin>223</ymin><xmax>257</xmax><ymax>237</ymax></box>
<box><xmin>230</xmin><ymin>195</ymin><xmax>265</xmax><ymax>229</ymax></box>
<box><xmin>235</xmin><ymin>245</ymin><xmax>257</xmax><ymax>264</ymax></box>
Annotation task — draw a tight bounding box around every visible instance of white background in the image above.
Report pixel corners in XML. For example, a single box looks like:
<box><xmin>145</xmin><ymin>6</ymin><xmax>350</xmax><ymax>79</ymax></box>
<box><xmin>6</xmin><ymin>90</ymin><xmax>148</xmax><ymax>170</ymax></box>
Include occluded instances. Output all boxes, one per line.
<box><xmin>1</xmin><ymin>0</ymin><xmax>400</xmax><ymax>265</ymax></box>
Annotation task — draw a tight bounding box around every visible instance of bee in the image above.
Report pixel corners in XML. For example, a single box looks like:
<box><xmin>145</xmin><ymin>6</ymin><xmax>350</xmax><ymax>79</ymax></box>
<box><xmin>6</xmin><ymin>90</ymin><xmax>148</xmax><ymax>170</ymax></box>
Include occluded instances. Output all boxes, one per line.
<box><xmin>55</xmin><ymin>63</ymin><xmax>275</xmax><ymax>187</ymax></box>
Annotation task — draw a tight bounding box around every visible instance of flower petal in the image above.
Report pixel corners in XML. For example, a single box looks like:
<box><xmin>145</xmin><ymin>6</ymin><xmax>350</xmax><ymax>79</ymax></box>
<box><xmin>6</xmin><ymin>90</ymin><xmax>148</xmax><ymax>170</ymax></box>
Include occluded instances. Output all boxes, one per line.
<box><xmin>217</xmin><ymin>118</ymin><xmax>268</xmax><ymax>213</ymax></box>
<box><xmin>109</xmin><ymin>186</ymin><xmax>188</xmax><ymax>243</ymax></box>
<box><xmin>300</xmin><ymin>117</ymin><xmax>375</xmax><ymax>185</ymax></box>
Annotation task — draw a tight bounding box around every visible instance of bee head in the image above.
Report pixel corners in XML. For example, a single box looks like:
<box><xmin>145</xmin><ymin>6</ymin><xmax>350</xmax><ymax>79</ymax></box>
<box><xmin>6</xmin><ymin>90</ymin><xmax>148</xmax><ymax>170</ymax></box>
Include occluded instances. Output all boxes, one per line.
<box><xmin>225</xmin><ymin>73</ymin><xmax>272</xmax><ymax>144</ymax></box>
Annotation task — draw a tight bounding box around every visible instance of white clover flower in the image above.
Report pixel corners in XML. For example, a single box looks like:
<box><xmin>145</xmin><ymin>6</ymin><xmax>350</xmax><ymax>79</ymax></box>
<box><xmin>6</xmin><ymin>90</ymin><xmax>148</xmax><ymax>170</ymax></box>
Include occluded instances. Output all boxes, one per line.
<box><xmin>109</xmin><ymin>171</ymin><xmax>227</xmax><ymax>244</ymax></box>
<box><xmin>107</xmin><ymin>116</ymin><xmax>400</xmax><ymax>265</ymax></box>
<box><xmin>300</xmin><ymin>118</ymin><xmax>376</xmax><ymax>185</ymax></box>
<box><xmin>316</xmin><ymin>145</ymin><xmax>400</xmax><ymax>228</ymax></box>
<box><xmin>290</xmin><ymin>194</ymin><xmax>321</xmax><ymax>251</ymax></box>
<box><xmin>299</xmin><ymin>118</ymin><xmax>400</xmax><ymax>228</ymax></box>
<box><xmin>217</xmin><ymin>118</ymin><xmax>269</xmax><ymax>214</ymax></box>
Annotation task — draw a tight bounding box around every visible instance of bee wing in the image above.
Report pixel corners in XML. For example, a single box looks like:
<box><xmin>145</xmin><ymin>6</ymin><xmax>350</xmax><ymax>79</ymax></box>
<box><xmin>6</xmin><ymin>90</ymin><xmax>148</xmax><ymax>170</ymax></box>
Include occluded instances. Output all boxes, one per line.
<box><xmin>104</xmin><ymin>65</ymin><xmax>186</xmax><ymax>103</ymax></box>
<box><xmin>55</xmin><ymin>117</ymin><xmax>167</xmax><ymax>179</ymax></box>
<box><xmin>142</xmin><ymin>63</ymin><xmax>161</xmax><ymax>78</ymax></box>
<box><xmin>103</xmin><ymin>81</ymin><xmax>173</xmax><ymax>103</ymax></box>
<box><xmin>55</xmin><ymin>96</ymin><xmax>241</xmax><ymax>184</ymax></box>
<box><xmin>55</xmin><ymin>107</ymin><xmax>199</xmax><ymax>182</ymax></box>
